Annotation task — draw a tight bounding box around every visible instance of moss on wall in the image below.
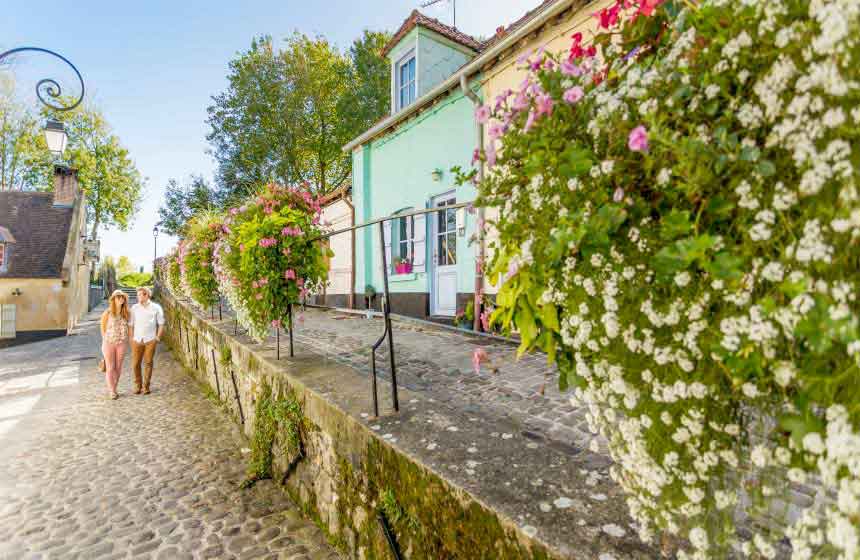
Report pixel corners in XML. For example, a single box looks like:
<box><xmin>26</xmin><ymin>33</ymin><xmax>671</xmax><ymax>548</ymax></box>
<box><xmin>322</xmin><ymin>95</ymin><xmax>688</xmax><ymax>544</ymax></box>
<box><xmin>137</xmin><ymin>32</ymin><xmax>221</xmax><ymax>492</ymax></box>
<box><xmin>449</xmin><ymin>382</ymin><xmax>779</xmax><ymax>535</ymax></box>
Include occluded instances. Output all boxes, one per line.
<box><xmin>160</xmin><ymin>290</ymin><xmax>559</xmax><ymax>560</ymax></box>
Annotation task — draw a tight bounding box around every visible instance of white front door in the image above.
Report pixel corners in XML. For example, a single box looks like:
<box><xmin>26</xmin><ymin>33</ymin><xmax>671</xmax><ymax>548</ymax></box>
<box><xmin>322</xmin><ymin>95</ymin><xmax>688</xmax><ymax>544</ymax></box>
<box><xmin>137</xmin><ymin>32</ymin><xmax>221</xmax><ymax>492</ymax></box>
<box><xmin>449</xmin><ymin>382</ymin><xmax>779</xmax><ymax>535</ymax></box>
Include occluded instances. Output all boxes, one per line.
<box><xmin>431</xmin><ymin>194</ymin><xmax>458</xmax><ymax>316</ymax></box>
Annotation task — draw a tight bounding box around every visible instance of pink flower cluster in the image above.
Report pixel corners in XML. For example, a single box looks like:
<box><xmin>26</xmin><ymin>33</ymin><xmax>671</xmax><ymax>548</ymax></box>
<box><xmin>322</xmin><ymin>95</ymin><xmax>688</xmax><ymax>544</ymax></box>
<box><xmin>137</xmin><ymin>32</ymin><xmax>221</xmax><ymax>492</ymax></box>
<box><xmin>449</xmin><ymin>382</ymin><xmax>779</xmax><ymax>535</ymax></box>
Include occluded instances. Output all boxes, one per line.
<box><xmin>259</xmin><ymin>237</ymin><xmax>277</xmax><ymax>248</ymax></box>
<box><xmin>281</xmin><ymin>226</ymin><xmax>303</xmax><ymax>237</ymax></box>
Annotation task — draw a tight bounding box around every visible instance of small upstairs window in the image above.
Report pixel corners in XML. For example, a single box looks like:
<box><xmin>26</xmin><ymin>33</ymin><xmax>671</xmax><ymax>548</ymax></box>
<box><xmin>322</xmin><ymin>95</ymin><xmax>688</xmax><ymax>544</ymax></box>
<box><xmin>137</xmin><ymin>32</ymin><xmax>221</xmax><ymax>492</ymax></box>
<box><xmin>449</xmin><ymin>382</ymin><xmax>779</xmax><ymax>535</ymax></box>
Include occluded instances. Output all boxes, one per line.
<box><xmin>397</xmin><ymin>52</ymin><xmax>416</xmax><ymax>110</ymax></box>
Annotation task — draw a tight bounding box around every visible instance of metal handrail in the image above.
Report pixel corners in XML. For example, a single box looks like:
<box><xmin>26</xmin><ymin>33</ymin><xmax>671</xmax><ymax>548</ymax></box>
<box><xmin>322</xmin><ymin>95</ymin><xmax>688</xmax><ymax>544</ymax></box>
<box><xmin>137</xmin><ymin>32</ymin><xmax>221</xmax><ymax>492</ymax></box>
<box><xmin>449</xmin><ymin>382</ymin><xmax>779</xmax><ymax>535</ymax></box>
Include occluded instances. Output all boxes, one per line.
<box><xmin>308</xmin><ymin>201</ymin><xmax>473</xmax><ymax>242</ymax></box>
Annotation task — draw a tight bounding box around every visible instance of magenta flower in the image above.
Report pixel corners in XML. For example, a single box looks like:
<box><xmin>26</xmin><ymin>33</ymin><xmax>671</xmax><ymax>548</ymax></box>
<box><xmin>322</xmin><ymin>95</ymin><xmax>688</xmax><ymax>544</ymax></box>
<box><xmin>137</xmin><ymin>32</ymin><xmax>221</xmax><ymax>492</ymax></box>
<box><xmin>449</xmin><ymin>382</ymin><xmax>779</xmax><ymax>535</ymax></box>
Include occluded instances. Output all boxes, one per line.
<box><xmin>488</xmin><ymin>121</ymin><xmax>506</xmax><ymax>141</ymax></box>
<box><xmin>480</xmin><ymin>308</ymin><xmax>492</xmax><ymax>332</ymax></box>
<box><xmin>563</xmin><ymin>86</ymin><xmax>584</xmax><ymax>104</ymax></box>
<box><xmin>285</xmin><ymin>269</ymin><xmax>296</xmax><ymax>281</ymax></box>
<box><xmin>628</xmin><ymin>125</ymin><xmax>649</xmax><ymax>152</ymax></box>
<box><xmin>512</xmin><ymin>92</ymin><xmax>529</xmax><ymax>111</ymax></box>
<box><xmin>271</xmin><ymin>319</ymin><xmax>282</xmax><ymax>329</ymax></box>
<box><xmin>560</xmin><ymin>61</ymin><xmax>582</xmax><ymax>77</ymax></box>
<box><xmin>475</xmin><ymin>104</ymin><xmax>491</xmax><ymax>124</ymax></box>
<box><xmin>486</xmin><ymin>142</ymin><xmax>497</xmax><ymax>168</ymax></box>
<box><xmin>524</xmin><ymin>111</ymin><xmax>537</xmax><ymax>132</ymax></box>
<box><xmin>472</xmin><ymin>348</ymin><xmax>489</xmax><ymax>374</ymax></box>
<box><xmin>535</xmin><ymin>93</ymin><xmax>554</xmax><ymax>117</ymax></box>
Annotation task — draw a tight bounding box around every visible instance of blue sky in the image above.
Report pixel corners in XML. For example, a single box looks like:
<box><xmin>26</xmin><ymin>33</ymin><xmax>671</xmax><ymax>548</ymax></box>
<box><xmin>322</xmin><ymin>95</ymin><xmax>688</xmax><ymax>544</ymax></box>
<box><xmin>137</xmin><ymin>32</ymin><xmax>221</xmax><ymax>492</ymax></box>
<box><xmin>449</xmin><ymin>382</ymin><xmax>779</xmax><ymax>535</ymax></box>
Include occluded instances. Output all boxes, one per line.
<box><xmin>1</xmin><ymin>0</ymin><xmax>542</xmax><ymax>271</ymax></box>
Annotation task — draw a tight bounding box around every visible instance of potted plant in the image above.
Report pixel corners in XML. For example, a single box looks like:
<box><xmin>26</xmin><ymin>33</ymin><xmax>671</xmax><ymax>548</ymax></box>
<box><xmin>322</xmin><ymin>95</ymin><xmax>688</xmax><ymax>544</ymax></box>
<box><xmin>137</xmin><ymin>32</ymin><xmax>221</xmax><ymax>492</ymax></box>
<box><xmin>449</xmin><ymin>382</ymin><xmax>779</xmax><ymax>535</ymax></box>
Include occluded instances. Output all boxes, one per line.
<box><xmin>394</xmin><ymin>257</ymin><xmax>412</xmax><ymax>275</ymax></box>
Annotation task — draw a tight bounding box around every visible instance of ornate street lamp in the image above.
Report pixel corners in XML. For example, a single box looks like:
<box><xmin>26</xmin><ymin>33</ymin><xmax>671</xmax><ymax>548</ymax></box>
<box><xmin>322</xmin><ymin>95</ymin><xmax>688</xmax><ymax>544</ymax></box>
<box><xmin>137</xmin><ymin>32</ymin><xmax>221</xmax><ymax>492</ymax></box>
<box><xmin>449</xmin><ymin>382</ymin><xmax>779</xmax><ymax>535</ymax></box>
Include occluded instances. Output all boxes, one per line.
<box><xmin>0</xmin><ymin>47</ymin><xmax>85</xmax><ymax>155</ymax></box>
<box><xmin>153</xmin><ymin>224</ymin><xmax>160</xmax><ymax>267</ymax></box>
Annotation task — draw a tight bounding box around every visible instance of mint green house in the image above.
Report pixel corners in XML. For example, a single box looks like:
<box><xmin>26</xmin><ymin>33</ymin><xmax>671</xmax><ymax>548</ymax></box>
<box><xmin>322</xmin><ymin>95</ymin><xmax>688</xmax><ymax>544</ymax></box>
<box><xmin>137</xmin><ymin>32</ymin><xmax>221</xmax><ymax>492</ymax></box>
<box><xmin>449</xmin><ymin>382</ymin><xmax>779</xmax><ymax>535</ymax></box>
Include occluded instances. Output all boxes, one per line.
<box><xmin>344</xmin><ymin>10</ymin><xmax>483</xmax><ymax>319</ymax></box>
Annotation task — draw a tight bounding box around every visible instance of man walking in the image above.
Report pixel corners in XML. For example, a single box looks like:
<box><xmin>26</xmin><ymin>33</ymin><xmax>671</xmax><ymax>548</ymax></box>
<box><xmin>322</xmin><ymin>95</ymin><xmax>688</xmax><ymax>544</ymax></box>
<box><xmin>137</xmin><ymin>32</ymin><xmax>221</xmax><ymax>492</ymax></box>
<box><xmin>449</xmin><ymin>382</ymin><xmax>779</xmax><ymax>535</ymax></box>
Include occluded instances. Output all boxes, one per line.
<box><xmin>129</xmin><ymin>287</ymin><xmax>165</xmax><ymax>395</ymax></box>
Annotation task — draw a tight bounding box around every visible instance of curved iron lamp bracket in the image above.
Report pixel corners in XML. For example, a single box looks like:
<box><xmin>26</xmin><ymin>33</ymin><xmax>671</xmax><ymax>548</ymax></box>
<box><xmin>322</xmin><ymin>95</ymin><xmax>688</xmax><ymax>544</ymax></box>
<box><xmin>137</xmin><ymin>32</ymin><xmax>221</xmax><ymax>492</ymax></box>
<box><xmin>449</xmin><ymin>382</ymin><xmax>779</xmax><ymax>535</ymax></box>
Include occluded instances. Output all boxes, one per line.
<box><xmin>0</xmin><ymin>47</ymin><xmax>85</xmax><ymax>111</ymax></box>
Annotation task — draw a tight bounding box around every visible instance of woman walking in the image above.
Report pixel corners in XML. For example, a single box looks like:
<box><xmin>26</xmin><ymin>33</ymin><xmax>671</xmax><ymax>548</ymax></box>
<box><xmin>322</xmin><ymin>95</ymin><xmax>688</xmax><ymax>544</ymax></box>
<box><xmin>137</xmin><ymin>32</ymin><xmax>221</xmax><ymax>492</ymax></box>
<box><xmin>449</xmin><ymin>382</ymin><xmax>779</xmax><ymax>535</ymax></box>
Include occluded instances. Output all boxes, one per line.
<box><xmin>101</xmin><ymin>290</ymin><xmax>131</xmax><ymax>399</ymax></box>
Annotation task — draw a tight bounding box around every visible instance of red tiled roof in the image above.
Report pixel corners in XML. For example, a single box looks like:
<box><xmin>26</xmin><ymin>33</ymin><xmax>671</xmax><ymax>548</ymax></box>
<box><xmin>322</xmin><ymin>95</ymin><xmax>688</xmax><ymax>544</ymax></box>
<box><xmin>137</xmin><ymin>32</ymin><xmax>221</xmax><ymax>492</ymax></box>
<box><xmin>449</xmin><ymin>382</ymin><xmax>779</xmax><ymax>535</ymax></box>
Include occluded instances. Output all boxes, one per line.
<box><xmin>382</xmin><ymin>10</ymin><xmax>482</xmax><ymax>56</ymax></box>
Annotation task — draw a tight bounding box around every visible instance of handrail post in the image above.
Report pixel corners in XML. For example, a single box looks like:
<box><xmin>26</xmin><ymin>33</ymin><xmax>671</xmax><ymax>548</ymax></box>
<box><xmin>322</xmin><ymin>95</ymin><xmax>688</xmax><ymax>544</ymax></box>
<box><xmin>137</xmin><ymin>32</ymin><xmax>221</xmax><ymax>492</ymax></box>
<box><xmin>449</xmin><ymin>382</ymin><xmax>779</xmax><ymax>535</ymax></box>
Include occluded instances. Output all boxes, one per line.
<box><xmin>288</xmin><ymin>303</ymin><xmax>294</xmax><ymax>357</ymax></box>
<box><xmin>378</xmin><ymin>221</ymin><xmax>399</xmax><ymax>412</ymax></box>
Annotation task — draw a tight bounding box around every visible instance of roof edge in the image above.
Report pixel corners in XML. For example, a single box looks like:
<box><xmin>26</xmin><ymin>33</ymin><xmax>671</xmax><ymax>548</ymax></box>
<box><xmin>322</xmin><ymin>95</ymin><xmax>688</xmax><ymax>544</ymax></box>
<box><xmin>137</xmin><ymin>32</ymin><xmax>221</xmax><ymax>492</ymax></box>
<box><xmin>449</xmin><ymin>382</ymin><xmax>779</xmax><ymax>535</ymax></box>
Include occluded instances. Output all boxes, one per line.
<box><xmin>343</xmin><ymin>0</ymin><xmax>579</xmax><ymax>152</ymax></box>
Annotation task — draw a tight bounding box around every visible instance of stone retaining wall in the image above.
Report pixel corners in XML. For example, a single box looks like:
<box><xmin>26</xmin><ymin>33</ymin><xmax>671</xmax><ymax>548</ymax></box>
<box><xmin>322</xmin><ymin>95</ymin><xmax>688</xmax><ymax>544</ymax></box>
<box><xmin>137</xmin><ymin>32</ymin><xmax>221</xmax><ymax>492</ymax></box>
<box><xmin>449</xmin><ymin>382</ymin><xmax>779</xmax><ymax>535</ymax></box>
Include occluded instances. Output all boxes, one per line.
<box><xmin>159</xmin><ymin>288</ymin><xmax>656</xmax><ymax>560</ymax></box>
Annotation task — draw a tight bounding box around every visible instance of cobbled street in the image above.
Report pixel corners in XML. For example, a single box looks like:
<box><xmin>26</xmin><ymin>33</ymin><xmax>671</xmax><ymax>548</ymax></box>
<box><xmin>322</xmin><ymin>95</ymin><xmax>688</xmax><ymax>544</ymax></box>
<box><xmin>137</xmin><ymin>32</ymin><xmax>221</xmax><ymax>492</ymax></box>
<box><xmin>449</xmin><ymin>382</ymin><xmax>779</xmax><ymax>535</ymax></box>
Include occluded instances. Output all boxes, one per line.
<box><xmin>0</xmin><ymin>306</ymin><xmax>340</xmax><ymax>560</ymax></box>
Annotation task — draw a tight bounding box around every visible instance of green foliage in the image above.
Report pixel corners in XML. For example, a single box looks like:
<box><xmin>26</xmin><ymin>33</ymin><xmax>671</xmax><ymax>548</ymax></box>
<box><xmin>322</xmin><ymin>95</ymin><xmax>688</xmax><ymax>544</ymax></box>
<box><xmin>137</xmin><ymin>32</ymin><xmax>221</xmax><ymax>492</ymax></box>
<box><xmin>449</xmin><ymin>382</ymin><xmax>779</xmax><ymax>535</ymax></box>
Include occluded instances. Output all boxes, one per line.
<box><xmin>0</xmin><ymin>83</ymin><xmax>52</xmax><ymax>191</ymax></box>
<box><xmin>379</xmin><ymin>488</ymin><xmax>421</xmax><ymax>532</ymax></box>
<box><xmin>158</xmin><ymin>175</ymin><xmax>220</xmax><ymax>236</ymax></box>
<box><xmin>245</xmin><ymin>382</ymin><xmax>307</xmax><ymax>486</ymax></box>
<box><xmin>180</xmin><ymin>211</ymin><xmax>222</xmax><ymax>309</ymax></box>
<box><xmin>118</xmin><ymin>272</ymin><xmax>153</xmax><ymax>288</ymax></box>
<box><xmin>215</xmin><ymin>183</ymin><xmax>331</xmax><ymax>341</ymax></box>
<box><xmin>46</xmin><ymin>103</ymin><xmax>144</xmax><ymax>238</ymax></box>
<box><xmin>206</xmin><ymin>31</ymin><xmax>390</xmax><ymax>201</ymax></box>
<box><xmin>476</xmin><ymin>1</ymin><xmax>860</xmax><ymax>557</ymax></box>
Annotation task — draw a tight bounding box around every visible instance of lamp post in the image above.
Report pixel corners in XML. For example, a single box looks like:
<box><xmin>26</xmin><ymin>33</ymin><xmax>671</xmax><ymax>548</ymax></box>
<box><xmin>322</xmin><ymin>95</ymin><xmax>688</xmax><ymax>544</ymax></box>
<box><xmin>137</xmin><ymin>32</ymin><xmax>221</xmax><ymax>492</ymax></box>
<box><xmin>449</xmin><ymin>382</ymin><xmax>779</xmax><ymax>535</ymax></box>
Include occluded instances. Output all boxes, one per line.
<box><xmin>0</xmin><ymin>47</ymin><xmax>85</xmax><ymax>155</ymax></box>
<box><xmin>153</xmin><ymin>224</ymin><xmax>160</xmax><ymax>269</ymax></box>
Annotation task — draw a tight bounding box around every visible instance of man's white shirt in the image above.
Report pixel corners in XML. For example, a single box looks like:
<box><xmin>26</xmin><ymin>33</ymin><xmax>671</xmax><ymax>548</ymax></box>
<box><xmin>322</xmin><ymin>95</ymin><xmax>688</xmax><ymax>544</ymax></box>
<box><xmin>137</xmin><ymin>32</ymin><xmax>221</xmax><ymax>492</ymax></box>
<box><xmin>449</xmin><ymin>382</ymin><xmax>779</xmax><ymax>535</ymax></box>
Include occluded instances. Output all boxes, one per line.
<box><xmin>131</xmin><ymin>301</ymin><xmax>165</xmax><ymax>343</ymax></box>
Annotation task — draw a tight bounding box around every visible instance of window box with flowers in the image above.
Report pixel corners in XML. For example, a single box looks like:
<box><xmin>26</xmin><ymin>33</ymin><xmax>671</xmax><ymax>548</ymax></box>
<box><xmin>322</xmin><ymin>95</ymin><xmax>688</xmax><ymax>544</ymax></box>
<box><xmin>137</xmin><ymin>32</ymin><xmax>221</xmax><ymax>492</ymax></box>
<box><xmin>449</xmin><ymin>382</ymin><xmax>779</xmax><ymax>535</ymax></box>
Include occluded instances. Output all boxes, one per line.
<box><xmin>393</xmin><ymin>257</ymin><xmax>413</xmax><ymax>275</ymax></box>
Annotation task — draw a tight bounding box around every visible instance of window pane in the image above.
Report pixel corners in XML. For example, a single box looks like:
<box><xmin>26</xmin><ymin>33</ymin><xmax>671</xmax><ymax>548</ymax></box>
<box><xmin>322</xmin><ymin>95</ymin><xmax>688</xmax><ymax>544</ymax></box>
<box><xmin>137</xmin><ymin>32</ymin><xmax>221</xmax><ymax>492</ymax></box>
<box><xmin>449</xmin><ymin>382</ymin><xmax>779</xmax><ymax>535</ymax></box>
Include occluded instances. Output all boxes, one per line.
<box><xmin>447</xmin><ymin>233</ymin><xmax>457</xmax><ymax>264</ymax></box>
<box><xmin>438</xmin><ymin>232</ymin><xmax>446</xmax><ymax>265</ymax></box>
<box><xmin>446</xmin><ymin>209</ymin><xmax>456</xmax><ymax>231</ymax></box>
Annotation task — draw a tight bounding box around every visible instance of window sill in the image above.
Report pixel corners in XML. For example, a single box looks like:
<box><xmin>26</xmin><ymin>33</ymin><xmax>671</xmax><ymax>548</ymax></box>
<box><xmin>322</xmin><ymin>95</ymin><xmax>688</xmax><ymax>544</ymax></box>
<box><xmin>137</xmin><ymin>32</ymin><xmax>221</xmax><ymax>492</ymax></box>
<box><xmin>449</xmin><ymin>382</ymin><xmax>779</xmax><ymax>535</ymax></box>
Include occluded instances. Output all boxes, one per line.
<box><xmin>390</xmin><ymin>273</ymin><xmax>417</xmax><ymax>282</ymax></box>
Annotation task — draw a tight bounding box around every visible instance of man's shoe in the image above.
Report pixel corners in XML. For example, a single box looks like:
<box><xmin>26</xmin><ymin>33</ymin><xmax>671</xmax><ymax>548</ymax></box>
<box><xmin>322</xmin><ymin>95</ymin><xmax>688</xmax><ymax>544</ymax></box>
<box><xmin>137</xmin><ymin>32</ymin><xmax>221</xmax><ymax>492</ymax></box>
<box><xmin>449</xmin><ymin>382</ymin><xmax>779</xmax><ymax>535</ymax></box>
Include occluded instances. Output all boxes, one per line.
<box><xmin>133</xmin><ymin>387</ymin><xmax>142</xmax><ymax>395</ymax></box>
<box><xmin>142</xmin><ymin>388</ymin><xmax>151</xmax><ymax>395</ymax></box>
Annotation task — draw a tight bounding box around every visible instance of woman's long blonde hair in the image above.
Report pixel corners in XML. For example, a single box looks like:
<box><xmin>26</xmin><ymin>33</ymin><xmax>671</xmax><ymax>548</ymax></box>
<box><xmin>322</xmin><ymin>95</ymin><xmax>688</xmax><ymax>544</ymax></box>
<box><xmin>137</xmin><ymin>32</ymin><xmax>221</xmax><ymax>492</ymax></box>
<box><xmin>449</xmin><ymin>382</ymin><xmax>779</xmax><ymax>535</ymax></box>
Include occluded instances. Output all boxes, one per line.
<box><xmin>108</xmin><ymin>290</ymin><xmax>130</xmax><ymax>321</ymax></box>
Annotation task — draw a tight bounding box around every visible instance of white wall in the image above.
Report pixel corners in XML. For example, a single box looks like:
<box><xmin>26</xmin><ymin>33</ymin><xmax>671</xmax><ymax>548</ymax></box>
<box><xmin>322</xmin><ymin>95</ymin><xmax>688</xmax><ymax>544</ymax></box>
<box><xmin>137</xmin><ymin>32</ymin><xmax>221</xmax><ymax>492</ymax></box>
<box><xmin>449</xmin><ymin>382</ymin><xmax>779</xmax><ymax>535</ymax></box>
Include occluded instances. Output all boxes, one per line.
<box><xmin>323</xmin><ymin>199</ymin><xmax>353</xmax><ymax>297</ymax></box>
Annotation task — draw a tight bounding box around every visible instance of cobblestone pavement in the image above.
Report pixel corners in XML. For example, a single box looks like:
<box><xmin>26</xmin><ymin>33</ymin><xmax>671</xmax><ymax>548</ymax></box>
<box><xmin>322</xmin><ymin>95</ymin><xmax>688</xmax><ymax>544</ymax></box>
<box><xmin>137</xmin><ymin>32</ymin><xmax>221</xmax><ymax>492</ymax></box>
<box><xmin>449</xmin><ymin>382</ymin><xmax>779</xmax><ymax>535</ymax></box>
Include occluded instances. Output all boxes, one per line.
<box><xmin>0</xmin><ymin>307</ymin><xmax>340</xmax><ymax>560</ymax></box>
<box><xmin>274</xmin><ymin>308</ymin><xmax>596</xmax><ymax>451</ymax></box>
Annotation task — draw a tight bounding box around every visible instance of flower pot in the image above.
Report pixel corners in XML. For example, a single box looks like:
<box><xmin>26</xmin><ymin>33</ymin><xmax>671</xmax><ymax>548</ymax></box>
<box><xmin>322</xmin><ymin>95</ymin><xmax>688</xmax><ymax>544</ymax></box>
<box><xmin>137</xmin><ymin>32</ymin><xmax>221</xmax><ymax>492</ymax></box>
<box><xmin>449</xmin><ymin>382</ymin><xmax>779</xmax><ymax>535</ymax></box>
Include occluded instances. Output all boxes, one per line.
<box><xmin>395</xmin><ymin>263</ymin><xmax>412</xmax><ymax>274</ymax></box>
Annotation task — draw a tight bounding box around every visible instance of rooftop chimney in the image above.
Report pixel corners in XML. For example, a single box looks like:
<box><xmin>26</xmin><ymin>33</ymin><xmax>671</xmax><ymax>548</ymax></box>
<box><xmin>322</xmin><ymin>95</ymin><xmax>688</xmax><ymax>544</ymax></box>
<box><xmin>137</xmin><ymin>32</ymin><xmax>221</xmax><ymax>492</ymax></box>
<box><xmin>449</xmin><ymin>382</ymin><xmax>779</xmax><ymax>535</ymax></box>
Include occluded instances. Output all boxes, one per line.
<box><xmin>53</xmin><ymin>166</ymin><xmax>79</xmax><ymax>207</ymax></box>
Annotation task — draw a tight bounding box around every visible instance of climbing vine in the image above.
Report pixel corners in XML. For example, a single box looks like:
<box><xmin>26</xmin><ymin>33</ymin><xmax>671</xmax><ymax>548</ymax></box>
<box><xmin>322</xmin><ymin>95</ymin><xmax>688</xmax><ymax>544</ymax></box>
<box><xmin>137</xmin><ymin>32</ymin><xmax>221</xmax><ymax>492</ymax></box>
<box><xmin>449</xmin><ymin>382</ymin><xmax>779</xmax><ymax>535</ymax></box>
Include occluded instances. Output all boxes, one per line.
<box><xmin>244</xmin><ymin>381</ymin><xmax>309</xmax><ymax>486</ymax></box>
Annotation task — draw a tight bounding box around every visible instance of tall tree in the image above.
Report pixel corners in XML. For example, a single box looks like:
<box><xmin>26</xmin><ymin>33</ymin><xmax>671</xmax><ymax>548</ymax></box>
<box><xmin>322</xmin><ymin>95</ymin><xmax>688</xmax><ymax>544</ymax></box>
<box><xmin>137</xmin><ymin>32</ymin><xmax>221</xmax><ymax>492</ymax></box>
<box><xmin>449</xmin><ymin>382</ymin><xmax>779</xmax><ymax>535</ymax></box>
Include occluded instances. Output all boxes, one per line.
<box><xmin>158</xmin><ymin>175</ymin><xmax>219</xmax><ymax>236</ymax></box>
<box><xmin>0</xmin><ymin>82</ymin><xmax>53</xmax><ymax>191</ymax></box>
<box><xmin>339</xmin><ymin>31</ymin><xmax>392</xmax><ymax>142</ymax></box>
<box><xmin>206</xmin><ymin>30</ymin><xmax>391</xmax><ymax>201</ymax></box>
<box><xmin>48</xmin><ymin>104</ymin><xmax>146</xmax><ymax>238</ymax></box>
<box><xmin>206</xmin><ymin>36</ymin><xmax>303</xmax><ymax>203</ymax></box>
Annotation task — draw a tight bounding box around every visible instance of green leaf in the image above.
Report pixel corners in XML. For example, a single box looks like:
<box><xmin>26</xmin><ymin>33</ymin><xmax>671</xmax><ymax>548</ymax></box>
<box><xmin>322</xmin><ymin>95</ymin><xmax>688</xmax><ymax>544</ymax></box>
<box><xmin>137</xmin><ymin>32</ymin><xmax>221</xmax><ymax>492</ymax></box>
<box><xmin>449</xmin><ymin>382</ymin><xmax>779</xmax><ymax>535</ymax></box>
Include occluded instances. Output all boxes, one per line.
<box><xmin>516</xmin><ymin>301</ymin><xmax>539</xmax><ymax>357</ymax></box>
<box><xmin>541</xmin><ymin>304</ymin><xmax>560</xmax><ymax>333</ymax></box>
<box><xmin>740</xmin><ymin>146</ymin><xmax>760</xmax><ymax>162</ymax></box>
<box><xmin>705</xmin><ymin>251</ymin><xmax>745</xmax><ymax>281</ymax></box>
<box><xmin>660</xmin><ymin>209</ymin><xmax>693</xmax><ymax>241</ymax></box>
<box><xmin>756</xmin><ymin>160</ymin><xmax>776</xmax><ymax>177</ymax></box>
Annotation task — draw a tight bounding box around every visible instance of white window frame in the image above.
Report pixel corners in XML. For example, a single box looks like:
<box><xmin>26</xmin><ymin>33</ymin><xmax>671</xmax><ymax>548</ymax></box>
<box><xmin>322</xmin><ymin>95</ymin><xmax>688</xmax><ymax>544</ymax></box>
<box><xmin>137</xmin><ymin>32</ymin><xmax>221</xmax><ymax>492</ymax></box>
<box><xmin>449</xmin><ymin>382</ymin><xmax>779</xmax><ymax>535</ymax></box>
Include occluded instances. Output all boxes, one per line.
<box><xmin>396</xmin><ymin>50</ymin><xmax>417</xmax><ymax>111</ymax></box>
<box><xmin>397</xmin><ymin>215</ymin><xmax>414</xmax><ymax>264</ymax></box>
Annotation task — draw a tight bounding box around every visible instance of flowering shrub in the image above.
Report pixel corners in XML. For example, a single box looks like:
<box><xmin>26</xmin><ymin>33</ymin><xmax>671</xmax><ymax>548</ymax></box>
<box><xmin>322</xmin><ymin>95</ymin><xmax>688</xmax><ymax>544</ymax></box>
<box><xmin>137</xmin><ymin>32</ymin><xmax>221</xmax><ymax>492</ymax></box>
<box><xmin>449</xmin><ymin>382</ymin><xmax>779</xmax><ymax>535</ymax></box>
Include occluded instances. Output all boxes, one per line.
<box><xmin>181</xmin><ymin>212</ymin><xmax>222</xmax><ymax>310</ymax></box>
<box><xmin>213</xmin><ymin>183</ymin><xmax>330</xmax><ymax>341</ymax></box>
<box><xmin>476</xmin><ymin>1</ymin><xmax>860</xmax><ymax>558</ymax></box>
<box><xmin>161</xmin><ymin>247</ymin><xmax>184</xmax><ymax>298</ymax></box>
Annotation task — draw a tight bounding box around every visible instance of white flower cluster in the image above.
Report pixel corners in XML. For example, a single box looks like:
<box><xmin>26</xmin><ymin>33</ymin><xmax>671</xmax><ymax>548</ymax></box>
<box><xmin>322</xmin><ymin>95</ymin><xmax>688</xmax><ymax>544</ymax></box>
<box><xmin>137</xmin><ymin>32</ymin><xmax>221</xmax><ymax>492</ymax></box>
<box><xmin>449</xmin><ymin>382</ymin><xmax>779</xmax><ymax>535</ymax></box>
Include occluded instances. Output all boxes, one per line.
<box><xmin>483</xmin><ymin>0</ymin><xmax>860</xmax><ymax>557</ymax></box>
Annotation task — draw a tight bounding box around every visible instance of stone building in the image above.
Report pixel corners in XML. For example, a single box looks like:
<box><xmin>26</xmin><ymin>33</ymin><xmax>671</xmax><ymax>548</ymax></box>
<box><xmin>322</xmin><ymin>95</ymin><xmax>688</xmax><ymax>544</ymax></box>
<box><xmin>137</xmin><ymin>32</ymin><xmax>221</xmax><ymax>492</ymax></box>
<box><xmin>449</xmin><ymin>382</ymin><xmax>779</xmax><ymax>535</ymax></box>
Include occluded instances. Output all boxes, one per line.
<box><xmin>0</xmin><ymin>168</ymin><xmax>95</xmax><ymax>345</ymax></box>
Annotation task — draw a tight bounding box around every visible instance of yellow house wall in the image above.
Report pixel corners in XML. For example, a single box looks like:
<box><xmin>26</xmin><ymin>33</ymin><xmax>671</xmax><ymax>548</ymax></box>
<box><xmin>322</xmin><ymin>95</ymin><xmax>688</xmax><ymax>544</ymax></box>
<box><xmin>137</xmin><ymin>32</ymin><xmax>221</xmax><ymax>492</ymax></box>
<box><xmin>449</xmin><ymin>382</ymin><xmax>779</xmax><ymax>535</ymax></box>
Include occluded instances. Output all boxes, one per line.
<box><xmin>0</xmin><ymin>278</ymin><xmax>70</xmax><ymax>331</ymax></box>
<box><xmin>478</xmin><ymin>0</ymin><xmax>613</xmax><ymax>294</ymax></box>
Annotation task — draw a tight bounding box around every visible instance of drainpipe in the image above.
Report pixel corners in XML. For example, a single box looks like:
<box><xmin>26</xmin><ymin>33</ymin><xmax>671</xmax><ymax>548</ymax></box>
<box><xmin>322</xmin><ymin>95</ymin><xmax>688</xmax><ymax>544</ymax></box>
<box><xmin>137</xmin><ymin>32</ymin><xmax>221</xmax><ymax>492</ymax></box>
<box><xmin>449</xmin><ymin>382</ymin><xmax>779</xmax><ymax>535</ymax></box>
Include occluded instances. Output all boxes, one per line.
<box><xmin>460</xmin><ymin>74</ymin><xmax>485</xmax><ymax>333</ymax></box>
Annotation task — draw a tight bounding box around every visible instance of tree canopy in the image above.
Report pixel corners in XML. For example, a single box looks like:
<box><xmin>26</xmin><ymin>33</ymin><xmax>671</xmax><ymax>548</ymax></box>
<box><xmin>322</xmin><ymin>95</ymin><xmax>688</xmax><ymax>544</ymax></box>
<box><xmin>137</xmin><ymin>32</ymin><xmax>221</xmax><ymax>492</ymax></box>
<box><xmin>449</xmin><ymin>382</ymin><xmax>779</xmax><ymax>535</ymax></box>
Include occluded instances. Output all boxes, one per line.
<box><xmin>206</xmin><ymin>30</ymin><xmax>391</xmax><ymax>202</ymax></box>
<box><xmin>48</xmin><ymin>104</ymin><xmax>146</xmax><ymax>238</ymax></box>
<box><xmin>158</xmin><ymin>175</ymin><xmax>220</xmax><ymax>237</ymax></box>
